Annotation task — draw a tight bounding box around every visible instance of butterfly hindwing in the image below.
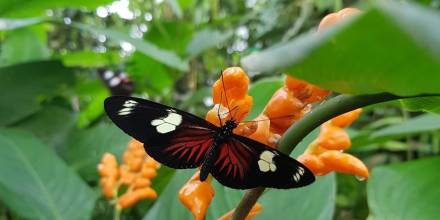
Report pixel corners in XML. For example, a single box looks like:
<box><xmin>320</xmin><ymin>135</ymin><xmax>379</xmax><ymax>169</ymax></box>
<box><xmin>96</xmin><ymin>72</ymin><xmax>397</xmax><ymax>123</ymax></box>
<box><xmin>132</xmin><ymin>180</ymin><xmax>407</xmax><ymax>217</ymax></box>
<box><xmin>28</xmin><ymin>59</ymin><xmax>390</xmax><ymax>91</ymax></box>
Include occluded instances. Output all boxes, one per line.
<box><xmin>211</xmin><ymin>134</ymin><xmax>315</xmax><ymax>189</ymax></box>
<box><xmin>104</xmin><ymin>96</ymin><xmax>217</xmax><ymax>168</ymax></box>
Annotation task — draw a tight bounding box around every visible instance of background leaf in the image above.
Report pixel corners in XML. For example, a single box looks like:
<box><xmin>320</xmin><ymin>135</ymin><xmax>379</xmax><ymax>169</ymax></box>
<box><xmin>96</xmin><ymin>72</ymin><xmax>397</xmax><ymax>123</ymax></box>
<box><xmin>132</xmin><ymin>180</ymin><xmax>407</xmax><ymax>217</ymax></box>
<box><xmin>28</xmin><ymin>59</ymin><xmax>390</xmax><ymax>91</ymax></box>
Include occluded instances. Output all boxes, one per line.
<box><xmin>0</xmin><ymin>0</ymin><xmax>113</xmax><ymax>17</ymax></box>
<box><xmin>64</xmin><ymin>123</ymin><xmax>130</xmax><ymax>181</ymax></box>
<box><xmin>186</xmin><ymin>28</ymin><xmax>233</xmax><ymax>57</ymax></box>
<box><xmin>0</xmin><ymin>129</ymin><xmax>96</xmax><ymax>220</ymax></box>
<box><xmin>241</xmin><ymin>1</ymin><xmax>440</xmax><ymax>96</ymax></box>
<box><xmin>0</xmin><ymin>61</ymin><xmax>73</xmax><ymax>125</ymax></box>
<box><xmin>0</xmin><ymin>27</ymin><xmax>50</xmax><ymax>66</ymax></box>
<box><xmin>73</xmin><ymin>23</ymin><xmax>189</xmax><ymax>71</ymax></box>
<box><xmin>367</xmin><ymin>157</ymin><xmax>440</xmax><ymax>220</ymax></box>
<box><xmin>13</xmin><ymin>106</ymin><xmax>77</xmax><ymax>151</ymax></box>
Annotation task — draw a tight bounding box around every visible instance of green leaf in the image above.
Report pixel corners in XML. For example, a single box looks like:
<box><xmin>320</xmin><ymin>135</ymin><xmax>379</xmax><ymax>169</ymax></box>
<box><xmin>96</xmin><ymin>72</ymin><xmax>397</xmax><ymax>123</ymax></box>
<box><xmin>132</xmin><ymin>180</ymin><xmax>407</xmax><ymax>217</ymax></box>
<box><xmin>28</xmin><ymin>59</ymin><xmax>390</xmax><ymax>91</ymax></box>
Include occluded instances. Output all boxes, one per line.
<box><xmin>126</xmin><ymin>52</ymin><xmax>174</xmax><ymax>94</ymax></box>
<box><xmin>0</xmin><ymin>61</ymin><xmax>74</xmax><ymax>125</ymax></box>
<box><xmin>0</xmin><ymin>0</ymin><xmax>113</xmax><ymax>18</ymax></box>
<box><xmin>64</xmin><ymin>123</ymin><xmax>130</xmax><ymax>181</ymax></box>
<box><xmin>13</xmin><ymin>106</ymin><xmax>77</xmax><ymax>151</ymax></box>
<box><xmin>0</xmin><ymin>17</ymin><xmax>44</xmax><ymax>30</ymax></box>
<box><xmin>367</xmin><ymin>157</ymin><xmax>440</xmax><ymax>220</ymax></box>
<box><xmin>144</xmin><ymin>170</ymin><xmax>334</xmax><ymax>220</ymax></box>
<box><xmin>257</xmin><ymin>174</ymin><xmax>335</xmax><ymax>220</ymax></box>
<box><xmin>166</xmin><ymin>0</ymin><xmax>183</xmax><ymax>19</ymax></box>
<box><xmin>61</xmin><ymin>50</ymin><xmax>121</xmax><ymax>68</ymax></box>
<box><xmin>0</xmin><ymin>129</ymin><xmax>96</xmax><ymax>220</ymax></box>
<box><xmin>371</xmin><ymin>113</ymin><xmax>440</xmax><ymax>139</ymax></box>
<box><xmin>145</xmin><ymin>22</ymin><xmax>193</xmax><ymax>56</ymax></box>
<box><xmin>401</xmin><ymin>97</ymin><xmax>440</xmax><ymax>114</ymax></box>
<box><xmin>73</xmin><ymin>23</ymin><xmax>189</xmax><ymax>71</ymax></box>
<box><xmin>247</xmin><ymin>77</ymin><xmax>283</xmax><ymax>120</ymax></box>
<box><xmin>0</xmin><ymin>27</ymin><xmax>50</xmax><ymax>66</ymax></box>
<box><xmin>186</xmin><ymin>28</ymin><xmax>233</xmax><ymax>57</ymax></box>
<box><xmin>241</xmin><ymin>1</ymin><xmax>440</xmax><ymax>96</ymax></box>
<box><xmin>143</xmin><ymin>170</ymin><xmax>244</xmax><ymax>220</ymax></box>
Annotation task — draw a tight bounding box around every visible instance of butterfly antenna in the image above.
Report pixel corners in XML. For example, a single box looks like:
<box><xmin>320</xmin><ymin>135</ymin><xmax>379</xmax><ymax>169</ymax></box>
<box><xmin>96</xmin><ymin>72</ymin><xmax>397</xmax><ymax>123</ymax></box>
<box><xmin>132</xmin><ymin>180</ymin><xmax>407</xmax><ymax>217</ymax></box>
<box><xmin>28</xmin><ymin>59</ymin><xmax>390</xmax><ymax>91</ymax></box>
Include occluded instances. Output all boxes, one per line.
<box><xmin>220</xmin><ymin>71</ymin><xmax>232</xmax><ymax>115</ymax></box>
<box><xmin>239</xmin><ymin>114</ymin><xmax>297</xmax><ymax>124</ymax></box>
<box><xmin>217</xmin><ymin>91</ymin><xmax>224</xmax><ymax>126</ymax></box>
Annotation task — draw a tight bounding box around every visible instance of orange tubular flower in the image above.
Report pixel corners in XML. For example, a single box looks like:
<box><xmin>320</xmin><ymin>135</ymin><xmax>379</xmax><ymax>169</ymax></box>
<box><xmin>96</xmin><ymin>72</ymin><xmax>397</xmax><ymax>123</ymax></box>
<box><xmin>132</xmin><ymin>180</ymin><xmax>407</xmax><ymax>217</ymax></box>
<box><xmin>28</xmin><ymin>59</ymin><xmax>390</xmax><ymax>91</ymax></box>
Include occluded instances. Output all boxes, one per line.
<box><xmin>297</xmin><ymin>7</ymin><xmax>368</xmax><ymax>179</ymax></box>
<box><xmin>98</xmin><ymin>139</ymin><xmax>160</xmax><ymax>210</ymax></box>
<box><xmin>318</xmin><ymin>7</ymin><xmax>361</xmax><ymax>31</ymax></box>
<box><xmin>298</xmin><ymin>109</ymin><xmax>369</xmax><ymax>179</ymax></box>
<box><xmin>179</xmin><ymin>171</ymin><xmax>215</xmax><ymax>220</ymax></box>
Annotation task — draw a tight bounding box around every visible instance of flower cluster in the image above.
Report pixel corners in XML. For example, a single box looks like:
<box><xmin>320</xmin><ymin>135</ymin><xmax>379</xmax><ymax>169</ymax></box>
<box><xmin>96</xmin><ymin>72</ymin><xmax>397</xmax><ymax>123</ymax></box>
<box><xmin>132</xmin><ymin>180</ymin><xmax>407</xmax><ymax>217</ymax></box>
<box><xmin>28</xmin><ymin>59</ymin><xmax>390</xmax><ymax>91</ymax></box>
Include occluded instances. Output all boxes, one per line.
<box><xmin>98</xmin><ymin>139</ymin><xmax>160</xmax><ymax>209</ymax></box>
<box><xmin>297</xmin><ymin>109</ymin><xmax>369</xmax><ymax>179</ymax></box>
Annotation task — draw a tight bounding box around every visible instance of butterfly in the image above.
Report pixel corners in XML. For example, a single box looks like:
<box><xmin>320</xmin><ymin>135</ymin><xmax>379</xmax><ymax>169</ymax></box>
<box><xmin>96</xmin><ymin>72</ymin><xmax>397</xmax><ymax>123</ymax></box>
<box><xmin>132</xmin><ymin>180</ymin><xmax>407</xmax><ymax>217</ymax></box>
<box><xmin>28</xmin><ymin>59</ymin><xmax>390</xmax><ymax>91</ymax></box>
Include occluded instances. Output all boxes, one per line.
<box><xmin>104</xmin><ymin>96</ymin><xmax>315</xmax><ymax>189</ymax></box>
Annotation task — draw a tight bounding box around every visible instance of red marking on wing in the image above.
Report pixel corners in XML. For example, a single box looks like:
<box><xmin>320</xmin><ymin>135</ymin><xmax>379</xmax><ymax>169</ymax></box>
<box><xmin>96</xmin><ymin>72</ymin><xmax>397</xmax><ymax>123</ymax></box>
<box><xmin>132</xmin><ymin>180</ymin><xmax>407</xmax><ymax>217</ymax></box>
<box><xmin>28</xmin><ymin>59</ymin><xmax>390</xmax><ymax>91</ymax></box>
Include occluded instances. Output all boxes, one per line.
<box><xmin>164</xmin><ymin>126</ymin><xmax>214</xmax><ymax>164</ymax></box>
<box><xmin>215</xmin><ymin>139</ymin><xmax>255</xmax><ymax>179</ymax></box>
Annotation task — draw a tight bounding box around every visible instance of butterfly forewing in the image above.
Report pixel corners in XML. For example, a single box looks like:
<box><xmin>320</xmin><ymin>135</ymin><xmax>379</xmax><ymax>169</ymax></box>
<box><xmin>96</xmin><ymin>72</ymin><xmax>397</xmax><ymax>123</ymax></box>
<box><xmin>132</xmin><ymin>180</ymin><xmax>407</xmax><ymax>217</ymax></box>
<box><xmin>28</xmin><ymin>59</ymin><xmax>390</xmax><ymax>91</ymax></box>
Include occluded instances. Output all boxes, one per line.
<box><xmin>211</xmin><ymin>135</ymin><xmax>315</xmax><ymax>189</ymax></box>
<box><xmin>104</xmin><ymin>96</ymin><xmax>217</xmax><ymax>168</ymax></box>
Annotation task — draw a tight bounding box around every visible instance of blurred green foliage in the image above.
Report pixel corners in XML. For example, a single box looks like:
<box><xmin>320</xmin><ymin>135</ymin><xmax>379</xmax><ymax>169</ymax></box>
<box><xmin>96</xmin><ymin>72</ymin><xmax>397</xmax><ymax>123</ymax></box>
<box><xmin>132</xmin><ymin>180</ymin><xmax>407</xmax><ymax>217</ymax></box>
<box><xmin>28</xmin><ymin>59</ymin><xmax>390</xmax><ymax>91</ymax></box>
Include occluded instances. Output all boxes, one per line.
<box><xmin>0</xmin><ymin>0</ymin><xmax>440</xmax><ymax>219</ymax></box>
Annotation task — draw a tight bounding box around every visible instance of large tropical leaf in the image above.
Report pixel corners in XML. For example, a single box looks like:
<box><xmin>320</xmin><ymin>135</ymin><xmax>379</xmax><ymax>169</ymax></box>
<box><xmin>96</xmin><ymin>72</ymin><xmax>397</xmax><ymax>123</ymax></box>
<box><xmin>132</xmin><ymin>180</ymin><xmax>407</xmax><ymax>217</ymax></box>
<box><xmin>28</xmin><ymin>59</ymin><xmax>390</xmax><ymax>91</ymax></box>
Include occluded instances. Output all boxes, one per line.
<box><xmin>64</xmin><ymin>123</ymin><xmax>130</xmax><ymax>181</ymax></box>
<box><xmin>0</xmin><ymin>129</ymin><xmax>96</xmax><ymax>220</ymax></box>
<box><xmin>0</xmin><ymin>61</ymin><xmax>74</xmax><ymax>125</ymax></box>
<box><xmin>0</xmin><ymin>0</ymin><xmax>113</xmax><ymax>17</ymax></box>
<box><xmin>367</xmin><ymin>157</ymin><xmax>440</xmax><ymax>220</ymax></box>
<box><xmin>242</xmin><ymin>1</ymin><xmax>440</xmax><ymax>96</ymax></box>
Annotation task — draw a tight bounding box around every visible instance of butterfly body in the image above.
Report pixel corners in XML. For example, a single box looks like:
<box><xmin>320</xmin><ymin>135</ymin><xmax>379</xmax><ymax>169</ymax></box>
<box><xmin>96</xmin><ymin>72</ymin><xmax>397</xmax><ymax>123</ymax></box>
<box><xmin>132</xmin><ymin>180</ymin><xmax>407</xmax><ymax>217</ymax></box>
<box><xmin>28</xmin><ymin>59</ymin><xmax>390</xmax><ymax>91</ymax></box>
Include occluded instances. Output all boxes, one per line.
<box><xmin>200</xmin><ymin>120</ymin><xmax>237</xmax><ymax>181</ymax></box>
<box><xmin>105</xmin><ymin>96</ymin><xmax>315</xmax><ymax>189</ymax></box>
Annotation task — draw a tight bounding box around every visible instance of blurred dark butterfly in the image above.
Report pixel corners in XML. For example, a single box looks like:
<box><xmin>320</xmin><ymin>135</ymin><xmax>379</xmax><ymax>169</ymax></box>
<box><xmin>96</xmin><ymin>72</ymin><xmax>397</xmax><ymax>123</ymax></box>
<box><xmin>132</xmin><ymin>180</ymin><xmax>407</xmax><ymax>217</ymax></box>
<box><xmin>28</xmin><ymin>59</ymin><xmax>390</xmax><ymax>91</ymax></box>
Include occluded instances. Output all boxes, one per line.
<box><xmin>104</xmin><ymin>95</ymin><xmax>315</xmax><ymax>189</ymax></box>
<box><xmin>98</xmin><ymin>69</ymin><xmax>134</xmax><ymax>96</ymax></box>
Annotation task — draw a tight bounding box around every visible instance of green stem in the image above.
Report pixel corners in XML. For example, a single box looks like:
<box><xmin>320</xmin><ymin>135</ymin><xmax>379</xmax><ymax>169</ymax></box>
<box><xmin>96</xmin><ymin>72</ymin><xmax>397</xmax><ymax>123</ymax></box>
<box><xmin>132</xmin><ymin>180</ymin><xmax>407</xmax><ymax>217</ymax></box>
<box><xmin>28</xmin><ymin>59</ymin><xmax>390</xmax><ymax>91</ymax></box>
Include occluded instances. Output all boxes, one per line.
<box><xmin>231</xmin><ymin>92</ymin><xmax>437</xmax><ymax>220</ymax></box>
<box><xmin>114</xmin><ymin>206</ymin><xmax>121</xmax><ymax>220</ymax></box>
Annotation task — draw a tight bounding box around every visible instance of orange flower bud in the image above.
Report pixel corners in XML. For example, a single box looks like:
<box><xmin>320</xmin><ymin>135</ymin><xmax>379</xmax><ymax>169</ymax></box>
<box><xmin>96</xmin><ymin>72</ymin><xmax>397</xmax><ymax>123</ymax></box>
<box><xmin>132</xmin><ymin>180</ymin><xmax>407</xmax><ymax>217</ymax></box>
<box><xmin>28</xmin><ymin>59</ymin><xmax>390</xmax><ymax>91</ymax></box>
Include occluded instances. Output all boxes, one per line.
<box><xmin>316</xmin><ymin>123</ymin><xmax>351</xmax><ymax>150</ymax></box>
<box><xmin>135</xmin><ymin>187</ymin><xmax>157</xmax><ymax>199</ymax></box>
<box><xmin>133</xmin><ymin>178</ymin><xmax>152</xmax><ymax>189</ymax></box>
<box><xmin>331</xmin><ymin>108</ymin><xmax>362</xmax><ymax>128</ymax></box>
<box><xmin>318</xmin><ymin>8</ymin><xmax>361</xmax><ymax>31</ymax></box>
<box><xmin>303</xmin><ymin>85</ymin><xmax>331</xmax><ymax>103</ymax></box>
<box><xmin>179</xmin><ymin>171</ymin><xmax>215</xmax><ymax>220</ymax></box>
<box><xmin>264</xmin><ymin>88</ymin><xmax>305</xmax><ymax>133</ymax></box>
<box><xmin>247</xmin><ymin>114</ymin><xmax>271</xmax><ymax>146</ymax></box>
<box><xmin>218</xmin><ymin>203</ymin><xmax>263</xmax><ymax>220</ymax></box>
<box><xmin>338</xmin><ymin>8</ymin><xmax>361</xmax><ymax>19</ymax></box>
<box><xmin>318</xmin><ymin>150</ymin><xmax>369</xmax><ymax>179</ymax></box>
<box><xmin>118</xmin><ymin>191</ymin><xmax>139</xmax><ymax>209</ymax></box>
<box><xmin>140</xmin><ymin>167</ymin><xmax>157</xmax><ymax>179</ymax></box>
<box><xmin>297</xmin><ymin>153</ymin><xmax>331</xmax><ymax>176</ymax></box>
<box><xmin>213</xmin><ymin>67</ymin><xmax>249</xmax><ymax>106</ymax></box>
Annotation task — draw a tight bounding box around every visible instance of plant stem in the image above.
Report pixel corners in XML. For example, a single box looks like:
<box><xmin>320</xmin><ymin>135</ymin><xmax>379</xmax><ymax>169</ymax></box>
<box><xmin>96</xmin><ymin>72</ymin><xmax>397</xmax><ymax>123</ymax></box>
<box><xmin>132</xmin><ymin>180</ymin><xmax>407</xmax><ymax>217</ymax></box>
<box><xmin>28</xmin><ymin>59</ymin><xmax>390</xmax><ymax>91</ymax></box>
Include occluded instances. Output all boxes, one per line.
<box><xmin>114</xmin><ymin>206</ymin><xmax>121</xmax><ymax>220</ymax></box>
<box><xmin>231</xmin><ymin>92</ymin><xmax>437</xmax><ymax>220</ymax></box>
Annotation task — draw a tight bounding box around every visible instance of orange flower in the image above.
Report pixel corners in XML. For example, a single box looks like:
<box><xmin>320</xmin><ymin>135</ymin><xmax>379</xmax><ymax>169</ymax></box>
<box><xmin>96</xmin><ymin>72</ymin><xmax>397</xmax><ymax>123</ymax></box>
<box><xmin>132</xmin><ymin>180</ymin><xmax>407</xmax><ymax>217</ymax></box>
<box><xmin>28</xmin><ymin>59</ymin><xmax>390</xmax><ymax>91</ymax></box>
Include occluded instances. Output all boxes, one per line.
<box><xmin>318</xmin><ymin>7</ymin><xmax>361</xmax><ymax>31</ymax></box>
<box><xmin>98</xmin><ymin>139</ymin><xmax>160</xmax><ymax>210</ymax></box>
<box><xmin>179</xmin><ymin>171</ymin><xmax>215</xmax><ymax>220</ymax></box>
<box><xmin>298</xmin><ymin>109</ymin><xmax>369</xmax><ymax>179</ymax></box>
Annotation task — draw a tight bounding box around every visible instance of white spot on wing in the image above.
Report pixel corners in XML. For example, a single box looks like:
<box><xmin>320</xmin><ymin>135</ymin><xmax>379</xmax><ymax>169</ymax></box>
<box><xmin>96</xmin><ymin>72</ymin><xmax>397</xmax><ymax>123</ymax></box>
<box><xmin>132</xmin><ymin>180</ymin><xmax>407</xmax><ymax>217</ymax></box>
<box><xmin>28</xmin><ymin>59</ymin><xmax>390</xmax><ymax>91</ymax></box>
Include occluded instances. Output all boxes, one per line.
<box><xmin>258</xmin><ymin>151</ymin><xmax>277</xmax><ymax>172</ymax></box>
<box><xmin>150</xmin><ymin>110</ymin><xmax>183</xmax><ymax>134</ymax></box>
<box><xmin>298</xmin><ymin>167</ymin><xmax>305</xmax><ymax>175</ymax></box>
<box><xmin>164</xmin><ymin>112</ymin><xmax>182</xmax><ymax>125</ymax></box>
<box><xmin>156</xmin><ymin>123</ymin><xmax>176</xmax><ymax>133</ymax></box>
<box><xmin>118</xmin><ymin>100</ymin><xmax>138</xmax><ymax>116</ymax></box>
<box><xmin>258</xmin><ymin>160</ymin><xmax>270</xmax><ymax>172</ymax></box>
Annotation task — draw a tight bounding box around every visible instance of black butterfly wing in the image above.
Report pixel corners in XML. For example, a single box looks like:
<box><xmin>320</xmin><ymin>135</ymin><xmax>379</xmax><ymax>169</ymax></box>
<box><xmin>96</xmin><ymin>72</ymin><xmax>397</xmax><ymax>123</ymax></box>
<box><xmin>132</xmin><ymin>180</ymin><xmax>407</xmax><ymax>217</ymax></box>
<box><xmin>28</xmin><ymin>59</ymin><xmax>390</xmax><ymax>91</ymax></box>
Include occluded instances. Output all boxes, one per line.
<box><xmin>211</xmin><ymin>134</ymin><xmax>315</xmax><ymax>189</ymax></box>
<box><xmin>104</xmin><ymin>96</ymin><xmax>218</xmax><ymax>169</ymax></box>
